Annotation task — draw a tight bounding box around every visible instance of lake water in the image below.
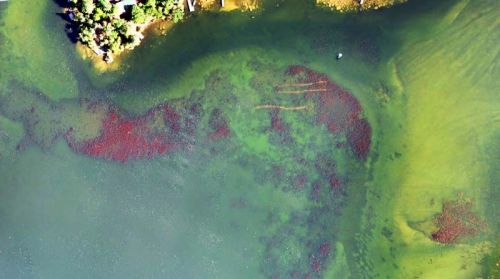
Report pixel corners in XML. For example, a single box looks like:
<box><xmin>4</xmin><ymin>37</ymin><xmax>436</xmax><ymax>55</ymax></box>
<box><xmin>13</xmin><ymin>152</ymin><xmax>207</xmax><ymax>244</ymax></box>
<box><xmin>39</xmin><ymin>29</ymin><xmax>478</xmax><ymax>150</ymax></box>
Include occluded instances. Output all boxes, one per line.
<box><xmin>0</xmin><ymin>0</ymin><xmax>498</xmax><ymax>278</ymax></box>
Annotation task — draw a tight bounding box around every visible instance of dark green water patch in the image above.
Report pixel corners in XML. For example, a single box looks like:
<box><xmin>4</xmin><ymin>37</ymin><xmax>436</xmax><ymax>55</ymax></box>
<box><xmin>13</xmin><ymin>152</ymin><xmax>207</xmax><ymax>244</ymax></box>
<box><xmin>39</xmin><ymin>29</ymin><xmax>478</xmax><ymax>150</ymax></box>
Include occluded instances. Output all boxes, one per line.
<box><xmin>82</xmin><ymin>1</ymin><xmax>402</xmax><ymax>112</ymax></box>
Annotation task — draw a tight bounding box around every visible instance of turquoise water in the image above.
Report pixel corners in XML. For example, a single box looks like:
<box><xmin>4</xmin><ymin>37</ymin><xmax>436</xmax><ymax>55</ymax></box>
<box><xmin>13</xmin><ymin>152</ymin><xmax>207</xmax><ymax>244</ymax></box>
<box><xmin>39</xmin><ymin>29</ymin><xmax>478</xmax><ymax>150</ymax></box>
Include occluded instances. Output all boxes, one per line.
<box><xmin>0</xmin><ymin>143</ymin><xmax>271</xmax><ymax>278</ymax></box>
<box><xmin>0</xmin><ymin>0</ymin><xmax>499</xmax><ymax>278</ymax></box>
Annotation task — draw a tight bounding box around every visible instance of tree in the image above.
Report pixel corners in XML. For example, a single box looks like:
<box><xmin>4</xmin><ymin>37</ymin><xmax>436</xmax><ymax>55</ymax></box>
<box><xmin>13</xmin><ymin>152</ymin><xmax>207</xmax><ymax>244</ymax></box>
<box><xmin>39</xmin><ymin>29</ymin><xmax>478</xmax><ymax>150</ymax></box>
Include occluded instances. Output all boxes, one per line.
<box><xmin>171</xmin><ymin>6</ymin><xmax>184</xmax><ymax>23</ymax></box>
<box><xmin>145</xmin><ymin>0</ymin><xmax>156</xmax><ymax>6</ymax></box>
<box><xmin>92</xmin><ymin>7</ymin><xmax>106</xmax><ymax>21</ymax></box>
<box><xmin>79</xmin><ymin>26</ymin><xmax>96</xmax><ymax>43</ymax></box>
<box><xmin>67</xmin><ymin>0</ymin><xmax>187</xmax><ymax>61</ymax></box>
<box><xmin>109</xmin><ymin>37</ymin><xmax>123</xmax><ymax>53</ymax></box>
<box><xmin>131</xmin><ymin>5</ymin><xmax>148</xmax><ymax>24</ymax></box>
<box><xmin>81</xmin><ymin>0</ymin><xmax>96</xmax><ymax>15</ymax></box>
<box><xmin>160</xmin><ymin>0</ymin><xmax>184</xmax><ymax>22</ymax></box>
<box><xmin>98</xmin><ymin>0</ymin><xmax>113</xmax><ymax>12</ymax></box>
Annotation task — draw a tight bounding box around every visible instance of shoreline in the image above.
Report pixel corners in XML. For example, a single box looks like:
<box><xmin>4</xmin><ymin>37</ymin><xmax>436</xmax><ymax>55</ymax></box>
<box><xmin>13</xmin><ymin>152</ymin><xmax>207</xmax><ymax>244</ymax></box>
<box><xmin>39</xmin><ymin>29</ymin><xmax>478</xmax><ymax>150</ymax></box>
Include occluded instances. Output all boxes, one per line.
<box><xmin>71</xmin><ymin>0</ymin><xmax>403</xmax><ymax>72</ymax></box>
<box><xmin>72</xmin><ymin>0</ymin><xmax>262</xmax><ymax>72</ymax></box>
<box><xmin>316</xmin><ymin>0</ymin><xmax>406</xmax><ymax>12</ymax></box>
<box><xmin>76</xmin><ymin>18</ymin><xmax>175</xmax><ymax>73</ymax></box>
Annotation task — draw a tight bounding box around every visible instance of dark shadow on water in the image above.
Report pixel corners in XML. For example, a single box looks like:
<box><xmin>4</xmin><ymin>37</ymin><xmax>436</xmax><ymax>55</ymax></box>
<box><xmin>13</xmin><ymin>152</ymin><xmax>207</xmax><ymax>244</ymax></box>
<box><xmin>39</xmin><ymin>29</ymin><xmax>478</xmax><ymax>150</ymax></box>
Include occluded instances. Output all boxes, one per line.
<box><xmin>63</xmin><ymin>22</ymin><xmax>79</xmax><ymax>44</ymax></box>
<box><xmin>96</xmin><ymin>8</ymin><xmax>380</xmax><ymax>103</ymax></box>
<box><xmin>93</xmin><ymin>0</ymin><xmax>462</xmax><ymax>104</ymax></box>
<box><xmin>45</xmin><ymin>0</ymin><xmax>463</xmax><ymax>111</ymax></box>
<box><xmin>53</xmin><ymin>0</ymin><xmax>70</xmax><ymax>8</ymax></box>
<box><xmin>52</xmin><ymin>1</ymin><xmax>79</xmax><ymax>44</ymax></box>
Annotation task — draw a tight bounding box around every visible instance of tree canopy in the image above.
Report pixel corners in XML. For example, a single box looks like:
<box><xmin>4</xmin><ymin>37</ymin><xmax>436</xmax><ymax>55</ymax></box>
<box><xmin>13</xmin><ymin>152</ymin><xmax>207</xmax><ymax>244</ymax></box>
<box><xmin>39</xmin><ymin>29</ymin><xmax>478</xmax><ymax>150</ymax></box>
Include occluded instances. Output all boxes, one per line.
<box><xmin>67</xmin><ymin>0</ymin><xmax>185</xmax><ymax>61</ymax></box>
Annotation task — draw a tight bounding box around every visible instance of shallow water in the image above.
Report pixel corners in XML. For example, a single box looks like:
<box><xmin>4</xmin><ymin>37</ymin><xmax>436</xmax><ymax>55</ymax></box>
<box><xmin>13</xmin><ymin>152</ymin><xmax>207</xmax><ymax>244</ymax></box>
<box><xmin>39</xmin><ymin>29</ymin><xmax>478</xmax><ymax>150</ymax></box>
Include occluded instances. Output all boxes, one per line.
<box><xmin>0</xmin><ymin>0</ymin><xmax>498</xmax><ymax>278</ymax></box>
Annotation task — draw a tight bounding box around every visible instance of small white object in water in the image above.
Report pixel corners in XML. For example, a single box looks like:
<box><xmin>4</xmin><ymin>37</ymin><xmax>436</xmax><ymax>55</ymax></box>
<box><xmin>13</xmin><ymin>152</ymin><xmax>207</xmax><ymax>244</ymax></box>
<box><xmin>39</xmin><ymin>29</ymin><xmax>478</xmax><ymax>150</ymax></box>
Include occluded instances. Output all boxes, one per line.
<box><xmin>336</xmin><ymin>53</ymin><xmax>343</xmax><ymax>60</ymax></box>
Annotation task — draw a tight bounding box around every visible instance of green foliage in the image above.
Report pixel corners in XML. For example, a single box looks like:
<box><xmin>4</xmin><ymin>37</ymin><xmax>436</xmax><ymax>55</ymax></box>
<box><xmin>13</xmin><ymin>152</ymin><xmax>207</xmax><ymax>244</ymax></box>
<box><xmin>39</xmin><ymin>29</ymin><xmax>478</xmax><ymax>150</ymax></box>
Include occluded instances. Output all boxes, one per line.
<box><xmin>109</xmin><ymin>36</ymin><xmax>123</xmax><ymax>53</ymax></box>
<box><xmin>131</xmin><ymin>5</ymin><xmax>148</xmax><ymax>24</ymax></box>
<box><xmin>99</xmin><ymin>0</ymin><xmax>113</xmax><ymax>12</ymax></box>
<box><xmin>145</xmin><ymin>0</ymin><xmax>157</xmax><ymax>6</ymax></box>
<box><xmin>67</xmin><ymin>0</ymin><xmax>186</xmax><ymax>59</ymax></box>
<box><xmin>81</xmin><ymin>0</ymin><xmax>95</xmax><ymax>14</ymax></box>
<box><xmin>144</xmin><ymin>4</ymin><xmax>161</xmax><ymax>19</ymax></box>
<box><xmin>78</xmin><ymin>26</ymin><xmax>95</xmax><ymax>44</ymax></box>
<box><xmin>171</xmin><ymin>5</ymin><xmax>184</xmax><ymax>23</ymax></box>
<box><xmin>92</xmin><ymin>7</ymin><xmax>106</xmax><ymax>21</ymax></box>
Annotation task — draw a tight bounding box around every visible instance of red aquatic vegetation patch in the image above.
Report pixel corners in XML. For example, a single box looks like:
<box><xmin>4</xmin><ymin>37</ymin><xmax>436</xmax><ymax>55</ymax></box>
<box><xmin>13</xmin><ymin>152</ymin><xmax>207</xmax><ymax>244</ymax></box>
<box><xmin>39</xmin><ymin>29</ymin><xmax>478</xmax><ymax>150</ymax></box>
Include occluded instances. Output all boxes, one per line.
<box><xmin>185</xmin><ymin>103</ymin><xmax>202</xmax><ymax>137</ymax></box>
<box><xmin>164</xmin><ymin>105</ymin><xmax>181</xmax><ymax>134</ymax></box>
<box><xmin>347</xmin><ymin>119</ymin><xmax>372</xmax><ymax>160</ymax></box>
<box><xmin>270</xmin><ymin>110</ymin><xmax>287</xmax><ymax>133</ymax></box>
<box><xmin>292</xmin><ymin>174</ymin><xmax>308</xmax><ymax>191</ymax></box>
<box><xmin>65</xmin><ymin>104</ymin><xmax>193</xmax><ymax>162</ymax></box>
<box><xmin>285</xmin><ymin>65</ymin><xmax>371</xmax><ymax>160</ymax></box>
<box><xmin>315</xmin><ymin>154</ymin><xmax>341</xmax><ymax>189</ymax></box>
<box><xmin>318</xmin><ymin>242</ymin><xmax>330</xmax><ymax>257</ymax></box>
<box><xmin>268</xmin><ymin>110</ymin><xmax>294</xmax><ymax>145</ymax></box>
<box><xmin>431</xmin><ymin>196</ymin><xmax>487</xmax><ymax>244</ymax></box>
<box><xmin>310</xmin><ymin>241</ymin><xmax>331</xmax><ymax>273</ymax></box>
<box><xmin>329</xmin><ymin>176</ymin><xmax>341</xmax><ymax>189</ymax></box>
<box><xmin>208</xmin><ymin>108</ymin><xmax>231</xmax><ymax>140</ymax></box>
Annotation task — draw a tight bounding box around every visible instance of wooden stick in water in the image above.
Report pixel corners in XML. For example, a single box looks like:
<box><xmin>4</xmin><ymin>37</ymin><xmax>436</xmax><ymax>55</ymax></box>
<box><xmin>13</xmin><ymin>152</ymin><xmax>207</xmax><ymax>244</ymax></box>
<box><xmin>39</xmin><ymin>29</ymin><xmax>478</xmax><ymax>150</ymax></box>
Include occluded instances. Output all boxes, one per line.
<box><xmin>278</xmin><ymin>88</ymin><xmax>328</xmax><ymax>94</ymax></box>
<box><xmin>276</xmin><ymin>80</ymin><xmax>327</xmax><ymax>88</ymax></box>
<box><xmin>254</xmin><ymin>104</ymin><xmax>312</xmax><ymax>111</ymax></box>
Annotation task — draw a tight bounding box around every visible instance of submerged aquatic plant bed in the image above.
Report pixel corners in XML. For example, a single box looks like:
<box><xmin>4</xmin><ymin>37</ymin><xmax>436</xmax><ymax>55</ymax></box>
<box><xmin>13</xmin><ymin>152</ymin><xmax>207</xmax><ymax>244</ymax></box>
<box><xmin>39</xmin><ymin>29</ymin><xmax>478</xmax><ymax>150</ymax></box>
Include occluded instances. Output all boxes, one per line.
<box><xmin>60</xmin><ymin>65</ymin><xmax>370</xmax><ymax>163</ymax></box>
<box><xmin>0</xmin><ymin>61</ymin><xmax>374</xmax><ymax>277</ymax></box>
<box><xmin>65</xmin><ymin>0</ymin><xmax>185</xmax><ymax>62</ymax></box>
<box><xmin>431</xmin><ymin>195</ymin><xmax>487</xmax><ymax>244</ymax></box>
<box><xmin>283</xmin><ymin>65</ymin><xmax>372</xmax><ymax>160</ymax></box>
<box><xmin>65</xmin><ymin>102</ymin><xmax>203</xmax><ymax>162</ymax></box>
<box><xmin>0</xmin><ymin>61</ymin><xmax>371</xmax><ymax>164</ymax></box>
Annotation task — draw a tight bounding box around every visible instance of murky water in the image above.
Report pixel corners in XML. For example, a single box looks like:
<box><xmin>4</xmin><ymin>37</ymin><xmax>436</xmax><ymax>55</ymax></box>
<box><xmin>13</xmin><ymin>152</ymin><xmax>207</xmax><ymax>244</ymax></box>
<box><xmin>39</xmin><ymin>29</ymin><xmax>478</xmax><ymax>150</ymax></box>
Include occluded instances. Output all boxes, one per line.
<box><xmin>0</xmin><ymin>0</ymin><xmax>498</xmax><ymax>278</ymax></box>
